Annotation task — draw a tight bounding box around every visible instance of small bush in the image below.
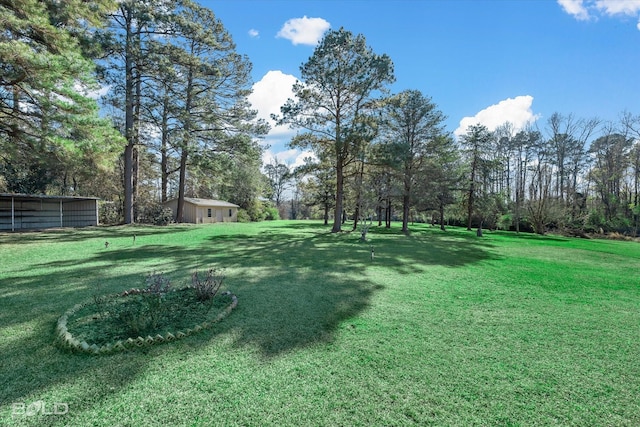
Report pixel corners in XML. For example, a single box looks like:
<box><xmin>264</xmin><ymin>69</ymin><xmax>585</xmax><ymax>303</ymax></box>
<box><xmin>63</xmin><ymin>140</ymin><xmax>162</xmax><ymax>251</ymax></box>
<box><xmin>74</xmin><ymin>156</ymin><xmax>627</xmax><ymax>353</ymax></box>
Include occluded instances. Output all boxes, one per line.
<box><xmin>245</xmin><ymin>200</ymin><xmax>266</xmax><ymax>221</ymax></box>
<box><xmin>117</xmin><ymin>298</ymin><xmax>151</xmax><ymax>336</ymax></box>
<box><xmin>146</xmin><ymin>271</ymin><xmax>172</xmax><ymax>295</ymax></box>
<box><xmin>116</xmin><ymin>272</ymin><xmax>172</xmax><ymax>336</ymax></box>
<box><xmin>99</xmin><ymin>201</ymin><xmax>122</xmax><ymax>225</ymax></box>
<box><xmin>236</xmin><ymin>209</ymin><xmax>251</xmax><ymax>223</ymax></box>
<box><xmin>138</xmin><ymin>202</ymin><xmax>174</xmax><ymax>226</ymax></box>
<box><xmin>498</xmin><ymin>214</ymin><xmax>513</xmax><ymax>231</ymax></box>
<box><xmin>586</xmin><ymin>210</ymin><xmax>606</xmax><ymax>232</ymax></box>
<box><xmin>600</xmin><ymin>232</ymin><xmax>638</xmax><ymax>242</ymax></box>
<box><xmin>191</xmin><ymin>268</ymin><xmax>224</xmax><ymax>302</ymax></box>
<box><xmin>264</xmin><ymin>206</ymin><xmax>280</xmax><ymax>221</ymax></box>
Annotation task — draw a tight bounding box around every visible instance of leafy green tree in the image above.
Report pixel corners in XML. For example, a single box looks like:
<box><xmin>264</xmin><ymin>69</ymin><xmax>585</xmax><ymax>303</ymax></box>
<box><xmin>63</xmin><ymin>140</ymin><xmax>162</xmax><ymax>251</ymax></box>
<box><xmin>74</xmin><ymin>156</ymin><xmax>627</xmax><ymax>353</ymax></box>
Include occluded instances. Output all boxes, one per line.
<box><xmin>102</xmin><ymin>0</ymin><xmax>169</xmax><ymax>222</ymax></box>
<box><xmin>276</xmin><ymin>28</ymin><xmax>394</xmax><ymax>232</ymax></box>
<box><xmin>459</xmin><ymin>124</ymin><xmax>494</xmax><ymax>231</ymax></box>
<box><xmin>0</xmin><ymin>0</ymin><xmax>120</xmax><ymax>194</ymax></box>
<box><xmin>378</xmin><ymin>90</ymin><xmax>446</xmax><ymax>233</ymax></box>
<box><xmin>414</xmin><ymin>134</ymin><xmax>461</xmax><ymax>231</ymax></box>
<box><xmin>367</xmin><ymin>143</ymin><xmax>398</xmax><ymax>227</ymax></box>
<box><xmin>264</xmin><ymin>157</ymin><xmax>292</xmax><ymax>208</ymax></box>
<box><xmin>296</xmin><ymin>156</ymin><xmax>336</xmax><ymax>225</ymax></box>
<box><xmin>166</xmin><ymin>1</ymin><xmax>266</xmax><ymax>222</ymax></box>
<box><xmin>219</xmin><ymin>150</ymin><xmax>266</xmax><ymax>221</ymax></box>
<box><xmin>588</xmin><ymin>129</ymin><xmax>632</xmax><ymax>224</ymax></box>
<box><xmin>526</xmin><ymin>130</ymin><xmax>555</xmax><ymax>234</ymax></box>
<box><xmin>509</xmin><ymin>128</ymin><xmax>539</xmax><ymax>233</ymax></box>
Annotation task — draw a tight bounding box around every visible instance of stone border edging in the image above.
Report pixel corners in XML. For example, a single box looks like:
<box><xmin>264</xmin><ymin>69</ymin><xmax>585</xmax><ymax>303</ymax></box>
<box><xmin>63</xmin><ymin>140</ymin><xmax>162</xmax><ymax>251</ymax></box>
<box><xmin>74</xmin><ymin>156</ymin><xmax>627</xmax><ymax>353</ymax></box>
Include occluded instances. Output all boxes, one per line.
<box><xmin>55</xmin><ymin>289</ymin><xmax>238</xmax><ymax>355</ymax></box>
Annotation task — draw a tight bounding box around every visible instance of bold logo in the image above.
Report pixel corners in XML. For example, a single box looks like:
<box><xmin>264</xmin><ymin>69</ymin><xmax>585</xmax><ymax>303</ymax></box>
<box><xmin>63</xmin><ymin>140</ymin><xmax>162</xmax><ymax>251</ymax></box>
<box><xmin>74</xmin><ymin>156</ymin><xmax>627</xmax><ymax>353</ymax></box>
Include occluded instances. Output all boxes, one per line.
<box><xmin>12</xmin><ymin>401</ymin><xmax>69</xmax><ymax>417</ymax></box>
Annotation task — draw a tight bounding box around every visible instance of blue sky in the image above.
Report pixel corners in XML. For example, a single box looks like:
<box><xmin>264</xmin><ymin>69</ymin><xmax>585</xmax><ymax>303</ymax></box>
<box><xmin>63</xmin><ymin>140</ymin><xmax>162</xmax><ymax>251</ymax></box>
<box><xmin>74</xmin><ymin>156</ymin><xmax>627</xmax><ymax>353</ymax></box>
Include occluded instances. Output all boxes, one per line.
<box><xmin>198</xmin><ymin>0</ymin><xmax>640</xmax><ymax>167</ymax></box>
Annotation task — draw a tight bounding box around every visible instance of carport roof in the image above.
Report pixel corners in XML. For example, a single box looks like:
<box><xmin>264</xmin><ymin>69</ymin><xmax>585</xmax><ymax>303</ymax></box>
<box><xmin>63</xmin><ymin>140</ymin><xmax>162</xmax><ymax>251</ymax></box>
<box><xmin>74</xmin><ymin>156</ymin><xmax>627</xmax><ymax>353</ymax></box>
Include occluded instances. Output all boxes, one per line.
<box><xmin>0</xmin><ymin>193</ymin><xmax>99</xmax><ymax>201</ymax></box>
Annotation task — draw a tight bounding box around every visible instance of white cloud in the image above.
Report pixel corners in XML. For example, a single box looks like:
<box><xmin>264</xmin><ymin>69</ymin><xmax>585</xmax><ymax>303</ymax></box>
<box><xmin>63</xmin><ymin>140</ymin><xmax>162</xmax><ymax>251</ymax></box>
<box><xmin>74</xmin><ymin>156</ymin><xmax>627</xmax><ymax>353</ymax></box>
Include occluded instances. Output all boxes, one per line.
<box><xmin>248</xmin><ymin>29</ymin><xmax>259</xmax><ymax>38</ymax></box>
<box><xmin>454</xmin><ymin>95</ymin><xmax>540</xmax><ymax>138</ymax></box>
<box><xmin>74</xmin><ymin>82</ymin><xmax>111</xmax><ymax>100</ymax></box>
<box><xmin>559</xmin><ymin>0</ymin><xmax>640</xmax><ymax>28</ymax></box>
<box><xmin>276</xmin><ymin>16</ymin><xmax>330</xmax><ymax>46</ymax></box>
<box><xmin>250</xmin><ymin>70</ymin><xmax>308</xmax><ymax>167</ymax></box>
<box><xmin>558</xmin><ymin>0</ymin><xmax>590</xmax><ymax>20</ymax></box>
<box><xmin>596</xmin><ymin>0</ymin><xmax>640</xmax><ymax>16</ymax></box>
<box><xmin>249</xmin><ymin>70</ymin><xmax>299</xmax><ymax>139</ymax></box>
<box><xmin>261</xmin><ymin>148</ymin><xmax>316</xmax><ymax>171</ymax></box>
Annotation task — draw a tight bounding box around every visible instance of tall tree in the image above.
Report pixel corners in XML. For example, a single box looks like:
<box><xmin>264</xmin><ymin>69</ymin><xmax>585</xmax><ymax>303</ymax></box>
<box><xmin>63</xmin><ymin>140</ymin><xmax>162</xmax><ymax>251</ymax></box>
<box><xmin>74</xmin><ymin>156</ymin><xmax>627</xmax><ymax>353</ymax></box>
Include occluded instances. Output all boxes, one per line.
<box><xmin>276</xmin><ymin>28</ymin><xmax>394</xmax><ymax>232</ymax></box>
<box><xmin>219</xmin><ymin>149</ymin><xmax>265</xmax><ymax>218</ymax></box>
<box><xmin>413</xmin><ymin>134</ymin><xmax>461</xmax><ymax>230</ymax></box>
<box><xmin>526</xmin><ymin>130</ymin><xmax>554</xmax><ymax>234</ymax></box>
<box><xmin>142</xmin><ymin>41</ymin><xmax>183</xmax><ymax>203</ymax></box>
<box><xmin>0</xmin><ymin>0</ymin><xmax>120</xmax><ymax>194</ymax></box>
<box><xmin>264</xmin><ymin>157</ymin><xmax>292</xmax><ymax>208</ymax></box>
<box><xmin>102</xmin><ymin>0</ymin><xmax>167</xmax><ymax>222</ymax></box>
<box><xmin>168</xmin><ymin>1</ymin><xmax>265</xmax><ymax>222</ymax></box>
<box><xmin>510</xmin><ymin>128</ymin><xmax>538</xmax><ymax>232</ymax></box>
<box><xmin>296</xmin><ymin>156</ymin><xmax>335</xmax><ymax>225</ymax></box>
<box><xmin>379</xmin><ymin>89</ymin><xmax>446</xmax><ymax>233</ymax></box>
<box><xmin>588</xmin><ymin>126</ymin><xmax>632</xmax><ymax>223</ymax></box>
<box><xmin>459</xmin><ymin>124</ymin><xmax>494</xmax><ymax>231</ymax></box>
<box><xmin>545</xmin><ymin>112</ymin><xmax>598</xmax><ymax>220</ymax></box>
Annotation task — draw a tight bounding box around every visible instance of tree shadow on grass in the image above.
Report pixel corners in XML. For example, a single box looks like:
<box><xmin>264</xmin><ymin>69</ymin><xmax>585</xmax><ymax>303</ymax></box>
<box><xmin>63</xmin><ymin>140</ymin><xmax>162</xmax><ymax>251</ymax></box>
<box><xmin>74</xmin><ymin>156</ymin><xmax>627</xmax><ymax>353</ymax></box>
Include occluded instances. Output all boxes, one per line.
<box><xmin>0</xmin><ymin>221</ymin><xmax>500</xmax><ymax>413</ymax></box>
<box><xmin>0</xmin><ymin>306</ymin><xmax>149</xmax><ymax>425</ymax></box>
<box><xmin>206</xmin><ymin>223</ymin><xmax>500</xmax><ymax>274</ymax></box>
<box><xmin>198</xmin><ymin>270</ymin><xmax>383</xmax><ymax>358</ymax></box>
<box><xmin>187</xmin><ymin>224</ymin><xmax>500</xmax><ymax>357</ymax></box>
<box><xmin>0</xmin><ymin>224</ymin><xmax>192</xmax><ymax>245</ymax></box>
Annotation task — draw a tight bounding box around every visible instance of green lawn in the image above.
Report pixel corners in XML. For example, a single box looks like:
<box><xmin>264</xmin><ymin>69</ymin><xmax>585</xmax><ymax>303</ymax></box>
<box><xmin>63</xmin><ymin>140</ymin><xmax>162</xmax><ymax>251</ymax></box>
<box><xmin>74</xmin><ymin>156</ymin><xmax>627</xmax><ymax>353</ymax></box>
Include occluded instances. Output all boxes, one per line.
<box><xmin>1</xmin><ymin>221</ymin><xmax>639</xmax><ymax>426</ymax></box>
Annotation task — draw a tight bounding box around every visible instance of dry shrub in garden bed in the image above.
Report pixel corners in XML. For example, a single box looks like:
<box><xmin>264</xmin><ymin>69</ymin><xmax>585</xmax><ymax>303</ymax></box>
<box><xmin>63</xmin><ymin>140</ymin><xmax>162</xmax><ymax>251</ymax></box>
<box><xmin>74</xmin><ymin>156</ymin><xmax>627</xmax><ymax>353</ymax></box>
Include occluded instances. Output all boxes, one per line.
<box><xmin>56</xmin><ymin>271</ymin><xmax>237</xmax><ymax>355</ymax></box>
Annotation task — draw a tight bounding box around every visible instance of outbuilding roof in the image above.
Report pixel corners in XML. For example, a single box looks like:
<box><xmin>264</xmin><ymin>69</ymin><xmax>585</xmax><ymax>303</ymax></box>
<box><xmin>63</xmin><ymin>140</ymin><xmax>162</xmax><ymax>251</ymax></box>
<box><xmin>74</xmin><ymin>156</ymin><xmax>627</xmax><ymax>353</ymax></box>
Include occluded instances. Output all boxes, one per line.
<box><xmin>171</xmin><ymin>198</ymin><xmax>240</xmax><ymax>208</ymax></box>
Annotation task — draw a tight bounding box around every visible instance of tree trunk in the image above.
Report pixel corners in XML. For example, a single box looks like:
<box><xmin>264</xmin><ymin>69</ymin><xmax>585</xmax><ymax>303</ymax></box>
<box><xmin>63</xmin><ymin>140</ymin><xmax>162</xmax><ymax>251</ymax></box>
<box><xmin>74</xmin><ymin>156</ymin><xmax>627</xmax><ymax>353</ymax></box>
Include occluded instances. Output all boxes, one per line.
<box><xmin>352</xmin><ymin>158</ymin><xmax>365</xmax><ymax>231</ymax></box>
<box><xmin>133</xmin><ymin>146</ymin><xmax>139</xmax><ymax>220</ymax></box>
<box><xmin>123</xmin><ymin>9</ymin><xmax>135</xmax><ymax>224</ymax></box>
<box><xmin>323</xmin><ymin>201</ymin><xmax>329</xmax><ymax>225</ymax></box>
<box><xmin>466</xmin><ymin>185</ymin><xmax>474</xmax><ymax>231</ymax></box>
<box><xmin>402</xmin><ymin>168</ymin><xmax>411</xmax><ymax>233</ymax></box>
<box><xmin>332</xmin><ymin>162</ymin><xmax>343</xmax><ymax>232</ymax></box>
<box><xmin>132</xmin><ymin>33</ymin><xmax>142</xmax><ymax>219</ymax></box>
<box><xmin>176</xmin><ymin>67</ymin><xmax>193</xmax><ymax>223</ymax></box>
<box><xmin>176</xmin><ymin>148</ymin><xmax>187</xmax><ymax>223</ymax></box>
<box><xmin>402</xmin><ymin>192</ymin><xmax>410</xmax><ymax>234</ymax></box>
<box><xmin>386</xmin><ymin>198</ymin><xmax>391</xmax><ymax>228</ymax></box>
<box><xmin>439</xmin><ymin>201</ymin><xmax>445</xmax><ymax>231</ymax></box>
<box><xmin>352</xmin><ymin>205</ymin><xmax>360</xmax><ymax>231</ymax></box>
<box><xmin>467</xmin><ymin>154</ymin><xmax>477</xmax><ymax>231</ymax></box>
<box><xmin>160</xmin><ymin>95</ymin><xmax>170</xmax><ymax>203</ymax></box>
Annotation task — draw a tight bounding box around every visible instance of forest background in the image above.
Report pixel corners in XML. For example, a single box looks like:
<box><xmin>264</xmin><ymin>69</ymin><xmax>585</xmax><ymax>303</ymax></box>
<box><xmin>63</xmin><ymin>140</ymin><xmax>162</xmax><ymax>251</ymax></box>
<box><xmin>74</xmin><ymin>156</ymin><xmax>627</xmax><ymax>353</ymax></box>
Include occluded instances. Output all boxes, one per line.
<box><xmin>2</xmin><ymin>0</ymin><xmax>640</xmax><ymax>236</ymax></box>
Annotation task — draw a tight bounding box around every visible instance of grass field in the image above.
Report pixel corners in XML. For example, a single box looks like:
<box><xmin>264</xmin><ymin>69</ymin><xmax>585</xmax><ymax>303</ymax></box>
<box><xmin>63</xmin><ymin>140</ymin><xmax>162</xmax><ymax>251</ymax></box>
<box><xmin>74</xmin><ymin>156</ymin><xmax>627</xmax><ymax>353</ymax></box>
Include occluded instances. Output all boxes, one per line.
<box><xmin>1</xmin><ymin>220</ymin><xmax>639</xmax><ymax>426</ymax></box>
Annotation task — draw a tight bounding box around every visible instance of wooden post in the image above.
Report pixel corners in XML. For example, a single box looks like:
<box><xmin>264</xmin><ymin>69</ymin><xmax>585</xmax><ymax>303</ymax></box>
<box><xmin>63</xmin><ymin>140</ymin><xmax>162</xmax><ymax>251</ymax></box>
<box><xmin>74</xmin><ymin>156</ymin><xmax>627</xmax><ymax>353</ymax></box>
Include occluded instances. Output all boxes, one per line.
<box><xmin>11</xmin><ymin>196</ymin><xmax>14</xmax><ymax>232</ymax></box>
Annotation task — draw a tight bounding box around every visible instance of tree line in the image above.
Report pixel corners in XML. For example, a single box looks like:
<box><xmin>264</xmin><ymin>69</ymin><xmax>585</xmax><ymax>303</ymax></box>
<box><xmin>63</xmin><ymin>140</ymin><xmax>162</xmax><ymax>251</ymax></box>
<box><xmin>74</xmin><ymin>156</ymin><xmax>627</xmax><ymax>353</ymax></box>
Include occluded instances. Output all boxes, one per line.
<box><xmin>2</xmin><ymin>1</ymin><xmax>639</xmax><ymax>235</ymax></box>
<box><xmin>268</xmin><ymin>28</ymin><xmax>640</xmax><ymax>236</ymax></box>
<box><xmin>2</xmin><ymin>0</ymin><xmax>267</xmax><ymax>224</ymax></box>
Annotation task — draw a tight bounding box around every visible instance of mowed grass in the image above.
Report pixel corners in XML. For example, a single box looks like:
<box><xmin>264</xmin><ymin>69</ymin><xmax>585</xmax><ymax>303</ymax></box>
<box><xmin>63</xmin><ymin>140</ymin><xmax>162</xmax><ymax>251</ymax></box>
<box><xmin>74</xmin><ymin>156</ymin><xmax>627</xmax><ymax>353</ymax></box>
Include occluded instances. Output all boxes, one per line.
<box><xmin>0</xmin><ymin>220</ymin><xmax>639</xmax><ymax>426</ymax></box>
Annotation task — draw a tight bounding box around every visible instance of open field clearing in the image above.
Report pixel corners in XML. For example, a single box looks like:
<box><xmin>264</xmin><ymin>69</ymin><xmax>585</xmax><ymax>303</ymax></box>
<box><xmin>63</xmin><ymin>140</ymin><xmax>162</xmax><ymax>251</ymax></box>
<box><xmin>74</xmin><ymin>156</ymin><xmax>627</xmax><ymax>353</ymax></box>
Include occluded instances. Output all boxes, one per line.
<box><xmin>1</xmin><ymin>221</ymin><xmax>639</xmax><ymax>426</ymax></box>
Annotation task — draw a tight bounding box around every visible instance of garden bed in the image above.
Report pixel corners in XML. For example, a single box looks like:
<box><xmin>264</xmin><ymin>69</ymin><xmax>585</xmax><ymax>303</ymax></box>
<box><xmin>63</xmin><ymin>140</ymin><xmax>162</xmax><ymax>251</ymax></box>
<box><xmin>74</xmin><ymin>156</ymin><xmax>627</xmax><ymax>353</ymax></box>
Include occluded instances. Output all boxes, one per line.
<box><xmin>56</xmin><ymin>287</ymin><xmax>237</xmax><ymax>354</ymax></box>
